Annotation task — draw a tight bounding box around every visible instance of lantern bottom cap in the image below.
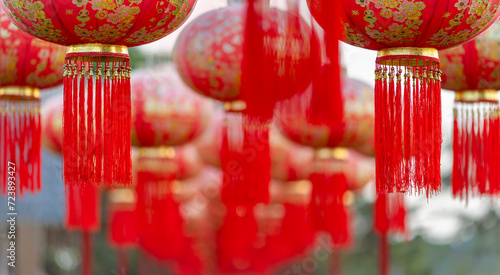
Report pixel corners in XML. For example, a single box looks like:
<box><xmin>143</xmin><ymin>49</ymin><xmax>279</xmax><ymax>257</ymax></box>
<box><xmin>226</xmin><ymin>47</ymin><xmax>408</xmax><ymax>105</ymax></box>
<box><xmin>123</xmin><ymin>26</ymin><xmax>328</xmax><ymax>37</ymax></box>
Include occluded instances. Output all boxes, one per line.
<box><xmin>0</xmin><ymin>87</ymin><xmax>40</xmax><ymax>100</ymax></box>
<box><xmin>66</xmin><ymin>43</ymin><xmax>129</xmax><ymax>56</ymax></box>
<box><xmin>455</xmin><ymin>90</ymin><xmax>499</xmax><ymax>103</ymax></box>
<box><xmin>376</xmin><ymin>47</ymin><xmax>439</xmax><ymax>67</ymax></box>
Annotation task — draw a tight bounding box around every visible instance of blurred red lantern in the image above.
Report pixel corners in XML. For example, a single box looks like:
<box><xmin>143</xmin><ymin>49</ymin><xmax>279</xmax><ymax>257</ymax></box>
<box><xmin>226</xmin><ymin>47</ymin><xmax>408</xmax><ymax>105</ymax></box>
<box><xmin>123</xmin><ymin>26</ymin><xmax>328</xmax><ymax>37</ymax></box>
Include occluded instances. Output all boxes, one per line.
<box><xmin>174</xmin><ymin>2</ymin><xmax>317</xmax><ymax>206</ymax></box>
<box><xmin>131</xmin><ymin>67</ymin><xmax>212</xmax><ymax>148</ymax></box>
<box><xmin>174</xmin><ymin>4</ymin><xmax>315</xmax><ymax>103</ymax></box>
<box><xmin>1</xmin><ymin>0</ymin><xmax>197</xmax><ymax>188</ymax></box>
<box><xmin>307</xmin><ymin>0</ymin><xmax>500</xmax><ymax>197</ymax></box>
<box><xmin>0</xmin><ymin>11</ymin><xmax>65</xmax><ymax>195</ymax></box>
<box><xmin>440</xmin><ymin>22</ymin><xmax>500</xmax><ymax>199</ymax></box>
<box><xmin>277</xmin><ymin>77</ymin><xmax>375</xmax><ymax>156</ymax></box>
<box><xmin>41</xmin><ymin>95</ymin><xmax>63</xmax><ymax>154</ymax></box>
<box><xmin>276</xmin><ymin>75</ymin><xmax>375</xmax><ymax>247</ymax></box>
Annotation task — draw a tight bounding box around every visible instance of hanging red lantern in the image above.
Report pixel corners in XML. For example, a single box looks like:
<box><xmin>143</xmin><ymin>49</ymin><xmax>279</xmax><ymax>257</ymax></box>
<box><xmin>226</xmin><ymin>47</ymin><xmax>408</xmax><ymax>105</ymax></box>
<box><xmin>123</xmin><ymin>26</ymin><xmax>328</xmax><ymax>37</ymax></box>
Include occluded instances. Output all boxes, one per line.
<box><xmin>307</xmin><ymin>0</ymin><xmax>500</xmax><ymax>197</ymax></box>
<box><xmin>277</xmin><ymin>77</ymin><xmax>375</xmax><ymax>156</ymax></box>
<box><xmin>1</xmin><ymin>0</ymin><xmax>197</xmax><ymax>188</ymax></box>
<box><xmin>174</xmin><ymin>2</ymin><xmax>317</xmax><ymax>205</ymax></box>
<box><xmin>440</xmin><ymin>22</ymin><xmax>500</xmax><ymax>199</ymax></box>
<box><xmin>131</xmin><ymin>67</ymin><xmax>212</xmax><ymax>148</ymax></box>
<box><xmin>129</xmin><ymin>69</ymin><xmax>208</xmax><ymax>263</ymax></box>
<box><xmin>0</xmin><ymin>11</ymin><xmax>65</xmax><ymax>195</ymax></box>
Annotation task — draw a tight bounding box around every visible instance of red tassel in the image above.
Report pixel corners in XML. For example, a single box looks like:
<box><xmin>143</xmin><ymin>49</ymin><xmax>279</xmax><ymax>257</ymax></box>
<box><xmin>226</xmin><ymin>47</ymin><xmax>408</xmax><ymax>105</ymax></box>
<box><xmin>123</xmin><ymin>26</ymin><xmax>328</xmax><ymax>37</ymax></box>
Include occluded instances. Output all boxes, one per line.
<box><xmin>1</xmin><ymin>92</ymin><xmax>41</xmax><ymax>195</ymax></box>
<box><xmin>1</xmin><ymin>101</ymin><xmax>5</xmax><ymax>195</ymax></box>
<box><xmin>220</xmin><ymin>112</ymin><xmax>270</xmax><ymax>206</ymax></box>
<box><xmin>95</xmin><ymin>62</ymin><xmax>103</xmax><ymax>184</ymax></box>
<box><xmin>62</xmin><ymin>52</ymin><xmax>131</xmax><ymax>188</ymax></box>
<box><xmin>374</xmin><ymin>194</ymin><xmax>407</xmax><ymax>275</ymax></box>
<box><xmin>309</xmin><ymin>152</ymin><xmax>352</xmax><ymax>248</ymax></box>
<box><xmin>65</xmin><ymin>183</ymin><xmax>100</xmax><ymax>231</ymax></box>
<box><xmin>375</xmin><ymin>56</ymin><xmax>441</xmax><ymax>197</ymax></box>
<box><xmin>134</xmin><ymin>152</ymin><xmax>186</xmax><ymax>260</ymax></box>
<box><xmin>87</xmin><ymin>63</ymin><xmax>95</xmax><ymax>184</ymax></box>
<box><xmin>216</xmin><ymin>205</ymin><xmax>262</xmax><ymax>274</ymax></box>
<box><xmin>452</xmin><ymin>95</ymin><xmax>500</xmax><ymax>199</ymax></box>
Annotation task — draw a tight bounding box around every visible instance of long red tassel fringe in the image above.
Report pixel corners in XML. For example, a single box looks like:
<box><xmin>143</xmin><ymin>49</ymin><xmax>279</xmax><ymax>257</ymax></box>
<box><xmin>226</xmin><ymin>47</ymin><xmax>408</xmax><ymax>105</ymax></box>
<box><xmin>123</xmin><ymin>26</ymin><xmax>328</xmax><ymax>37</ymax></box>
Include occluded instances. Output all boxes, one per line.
<box><xmin>0</xmin><ymin>97</ymin><xmax>41</xmax><ymax>195</ymax></box>
<box><xmin>63</xmin><ymin>54</ymin><xmax>131</xmax><ymax>188</ymax></box>
<box><xmin>452</xmin><ymin>98</ymin><xmax>500</xmax><ymax>199</ymax></box>
<box><xmin>375</xmin><ymin>59</ymin><xmax>442</xmax><ymax>197</ymax></box>
<box><xmin>134</xmin><ymin>153</ymin><xmax>187</xmax><ymax>260</ymax></box>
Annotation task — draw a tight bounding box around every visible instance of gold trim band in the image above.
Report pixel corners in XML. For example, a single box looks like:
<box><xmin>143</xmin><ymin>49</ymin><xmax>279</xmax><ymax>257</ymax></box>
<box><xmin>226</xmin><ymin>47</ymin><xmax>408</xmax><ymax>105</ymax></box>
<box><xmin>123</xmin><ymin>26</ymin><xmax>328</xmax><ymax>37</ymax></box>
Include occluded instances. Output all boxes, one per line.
<box><xmin>0</xmin><ymin>87</ymin><xmax>40</xmax><ymax>99</ymax></box>
<box><xmin>377</xmin><ymin>47</ymin><xmax>439</xmax><ymax>67</ymax></box>
<box><xmin>224</xmin><ymin>100</ymin><xmax>247</xmax><ymax>112</ymax></box>
<box><xmin>137</xmin><ymin>146</ymin><xmax>176</xmax><ymax>159</ymax></box>
<box><xmin>67</xmin><ymin>44</ymin><xmax>129</xmax><ymax>55</ymax></box>
<box><xmin>108</xmin><ymin>189</ymin><xmax>136</xmax><ymax>204</ymax></box>
<box><xmin>315</xmin><ymin>147</ymin><xmax>349</xmax><ymax>160</ymax></box>
<box><xmin>455</xmin><ymin>90</ymin><xmax>499</xmax><ymax>103</ymax></box>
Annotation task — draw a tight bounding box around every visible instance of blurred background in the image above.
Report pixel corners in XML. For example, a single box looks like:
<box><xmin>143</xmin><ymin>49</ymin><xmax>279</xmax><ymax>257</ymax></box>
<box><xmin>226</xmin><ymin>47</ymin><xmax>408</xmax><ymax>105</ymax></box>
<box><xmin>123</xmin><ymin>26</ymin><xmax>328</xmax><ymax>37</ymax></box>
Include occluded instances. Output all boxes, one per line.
<box><xmin>3</xmin><ymin>1</ymin><xmax>500</xmax><ymax>275</ymax></box>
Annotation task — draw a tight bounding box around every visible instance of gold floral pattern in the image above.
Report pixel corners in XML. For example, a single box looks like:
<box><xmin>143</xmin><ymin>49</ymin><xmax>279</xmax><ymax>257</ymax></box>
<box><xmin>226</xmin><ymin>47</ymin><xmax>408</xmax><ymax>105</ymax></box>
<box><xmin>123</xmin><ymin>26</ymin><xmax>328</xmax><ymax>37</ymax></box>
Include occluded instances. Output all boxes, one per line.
<box><xmin>0</xmin><ymin>12</ymin><xmax>66</xmax><ymax>89</ymax></box>
<box><xmin>0</xmin><ymin>0</ymin><xmax>196</xmax><ymax>47</ymax></box>
<box><xmin>440</xmin><ymin>21</ymin><xmax>500</xmax><ymax>91</ymax></box>
<box><xmin>307</xmin><ymin>0</ymin><xmax>500</xmax><ymax>51</ymax></box>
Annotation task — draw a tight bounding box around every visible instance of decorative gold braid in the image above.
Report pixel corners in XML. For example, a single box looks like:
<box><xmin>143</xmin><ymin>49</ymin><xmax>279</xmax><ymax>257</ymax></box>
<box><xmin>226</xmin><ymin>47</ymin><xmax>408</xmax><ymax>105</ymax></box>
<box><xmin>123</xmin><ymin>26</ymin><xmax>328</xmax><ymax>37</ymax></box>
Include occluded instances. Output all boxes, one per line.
<box><xmin>0</xmin><ymin>87</ymin><xmax>40</xmax><ymax>100</ymax></box>
<box><xmin>224</xmin><ymin>100</ymin><xmax>247</xmax><ymax>112</ymax></box>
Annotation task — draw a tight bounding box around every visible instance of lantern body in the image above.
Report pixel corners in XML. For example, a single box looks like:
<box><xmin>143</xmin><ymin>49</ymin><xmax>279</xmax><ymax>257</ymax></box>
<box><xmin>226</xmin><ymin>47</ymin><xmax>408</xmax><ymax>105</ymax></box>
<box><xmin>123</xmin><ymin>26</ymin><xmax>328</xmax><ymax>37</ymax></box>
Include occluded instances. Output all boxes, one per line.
<box><xmin>307</xmin><ymin>0</ymin><xmax>500</xmax><ymax>50</ymax></box>
<box><xmin>0</xmin><ymin>13</ymin><xmax>65</xmax><ymax>89</ymax></box>
<box><xmin>174</xmin><ymin>4</ymin><xmax>315</xmax><ymax>102</ymax></box>
<box><xmin>276</xmin><ymin>77</ymin><xmax>375</xmax><ymax>156</ymax></box>
<box><xmin>131</xmin><ymin>68</ymin><xmax>212</xmax><ymax>147</ymax></box>
<box><xmin>441</xmin><ymin>22</ymin><xmax>500</xmax><ymax>91</ymax></box>
<box><xmin>1</xmin><ymin>0</ymin><xmax>196</xmax><ymax>47</ymax></box>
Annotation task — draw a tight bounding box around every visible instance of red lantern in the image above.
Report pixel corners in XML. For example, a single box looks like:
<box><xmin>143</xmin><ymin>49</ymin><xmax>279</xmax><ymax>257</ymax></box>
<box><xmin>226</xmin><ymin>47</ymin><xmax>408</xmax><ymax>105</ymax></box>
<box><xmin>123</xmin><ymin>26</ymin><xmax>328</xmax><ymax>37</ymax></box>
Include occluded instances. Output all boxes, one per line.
<box><xmin>174</xmin><ymin>4</ymin><xmax>314</xmax><ymax>103</ymax></box>
<box><xmin>440</xmin><ymin>22</ymin><xmax>500</xmax><ymax>199</ymax></box>
<box><xmin>277</xmin><ymin>75</ymin><xmax>374</xmax><ymax>247</ymax></box>
<box><xmin>0</xmin><ymin>11</ymin><xmax>65</xmax><ymax>195</ymax></box>
<box><xmin>131</xmin><ymin>67</ymin><xmax>212</xmax><ymax>148</ymax></box>
<box><xmin>174</xmin><ymin>3</ymin><xmax>317</xmax><ymax>205</ymax></box>
<box><xmin>277</xmin><ymin>77</ymin><xmax>375</xmax><ymax>156</ymax></box>
<box><xmin>307</xmin><ymin>0</ymin><xmax>500</xmax><ymax>197</ymax></box>
<box><xmin>129</xmin><ymin>69</ymin><xmax>208</xmax><ymax>263</ymax></box>
<box><xmin>1</xmin><ymin>0</ymin><xmax>197</xmax><ymax>188</ymax></box>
